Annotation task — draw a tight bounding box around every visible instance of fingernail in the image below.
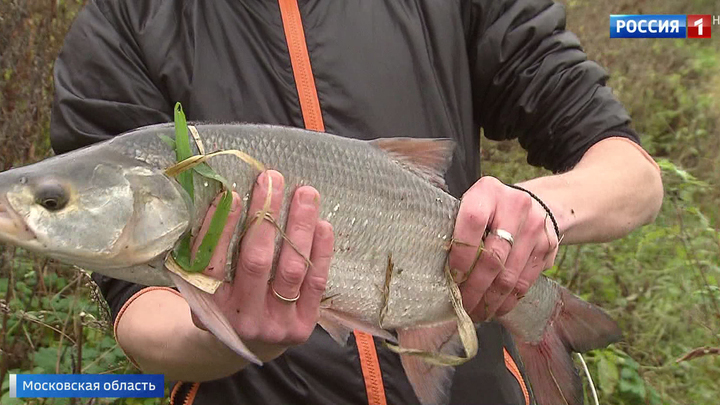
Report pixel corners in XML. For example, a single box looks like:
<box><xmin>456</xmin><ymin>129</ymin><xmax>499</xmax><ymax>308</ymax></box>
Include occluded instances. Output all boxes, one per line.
<box><xmin>317</xmin><ymin>222</ymin><xmax>333</xmax><ymax>238</ymax></box>
<box><xmin>267</xmin><ymin>171</ymin><xmax>283</xmax><ymax>192</ymax></box>
<box><xmin>272</xmin><ymin>177</ymin><xmax>283</xmax><ymax>192</ymax></box>
<box><xmin>299</xmin><ymin>188</ymin><xmax>318</xmax><ymax>207</ymax></box>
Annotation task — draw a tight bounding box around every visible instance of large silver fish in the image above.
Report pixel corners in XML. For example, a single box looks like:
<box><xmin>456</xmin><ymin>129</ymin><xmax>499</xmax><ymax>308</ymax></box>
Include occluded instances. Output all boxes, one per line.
<box><xmin>0</xmin><ymin>123</ymin><xmax>621</xmax><ymax>405</ymax></box>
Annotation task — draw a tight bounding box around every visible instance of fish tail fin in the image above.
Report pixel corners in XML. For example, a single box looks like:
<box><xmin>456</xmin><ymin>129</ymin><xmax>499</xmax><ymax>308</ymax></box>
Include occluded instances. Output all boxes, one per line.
<box><xmin>396</xmin><ymin>321</ymin><xmax>460</xmax><ymax>405</ymax></box>
<box><xmin>167</xmin><ymin>271</ymin><xmax>262</xmax><ymax>365</ymax></box>
<box><xmin>512</xmin><ymin>287</ymin><xmax>622</xmax><ymax>405</ymax></box>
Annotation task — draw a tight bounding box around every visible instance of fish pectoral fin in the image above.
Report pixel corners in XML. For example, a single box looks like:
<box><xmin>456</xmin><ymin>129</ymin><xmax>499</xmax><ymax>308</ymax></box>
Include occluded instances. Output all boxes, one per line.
<box><xmin>167</xmin><ymin>271</ymin><xmax>262</xmax><ymax>365</ymax></box>
<box><xmin>370</xmin><ymin>138</ymin><xmax>455</xmax><ymax>191</ymax></box>
<box><xmin>393</xmin><ymin>321</ymin><xmax>461</xmax><ymax>405</ymax></box>
<box><xmin>512</xmin><ymin>287</ymin><xmax>622</xmax><ymax>405</ymax></box>
<box><xmin>318</xmin><ymin>308</ymin><xmax>397</xmax><ymax>345</ymax></box>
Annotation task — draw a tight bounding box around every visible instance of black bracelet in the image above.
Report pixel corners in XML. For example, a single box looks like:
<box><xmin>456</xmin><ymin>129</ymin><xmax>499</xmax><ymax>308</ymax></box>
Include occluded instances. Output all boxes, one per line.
<box><xmin>504</xmin><ymin>184</ymin><xmax>562</xmax><ymax>241</ymax></box>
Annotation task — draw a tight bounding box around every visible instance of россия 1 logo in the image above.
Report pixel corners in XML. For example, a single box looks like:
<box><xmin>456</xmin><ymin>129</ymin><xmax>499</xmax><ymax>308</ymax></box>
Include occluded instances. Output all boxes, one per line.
<box><xmin>687</xmin><ymin>15</ymin><xmax>712</xmax><ymax>38</ymax></box>
<box><xmin>610</xmin><ymin>14</ymin><xmax>715</xmax><ymax>38</ymax></box>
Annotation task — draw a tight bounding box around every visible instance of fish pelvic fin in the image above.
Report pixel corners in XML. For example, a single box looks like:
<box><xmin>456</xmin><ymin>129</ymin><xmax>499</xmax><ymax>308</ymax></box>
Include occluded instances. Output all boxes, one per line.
<box><xmin>370</xmin><ymin>138</ymin><xmax>455</xmax><ymax>191</ymax></box>
<box><xmin>395</xmin><ymin>321</ymin><xmax>461</xmax><ymax>405</ymax></box>
<box><xmin>318</xmin><ymin>308</ymin><xmax>397</xmax><ymax>345</ymax></box>
<box><xmin>167</xmin><ymin>271</ymin><xmax>262</xmax><ymax>365</ymax></box>
<box><xmin>510</xmin><ymin>287</ymin><xmax>622</xmax><ymax>405</ymax></box>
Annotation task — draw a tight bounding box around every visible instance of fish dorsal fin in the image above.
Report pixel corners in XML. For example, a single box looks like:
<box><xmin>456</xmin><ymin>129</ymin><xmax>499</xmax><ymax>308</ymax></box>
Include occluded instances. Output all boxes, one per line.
<box><xmin>371</xmin><ymin>138</ymin><xmax>455</xmax><ymax>191</ymax></box>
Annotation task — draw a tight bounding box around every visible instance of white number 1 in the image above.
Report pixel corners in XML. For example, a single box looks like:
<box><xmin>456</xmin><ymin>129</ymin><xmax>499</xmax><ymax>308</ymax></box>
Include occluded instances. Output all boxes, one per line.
<box><xmin>694</xmin><ymin>18</ymin><xmax>703</xmax><ymax>35</ymax></box>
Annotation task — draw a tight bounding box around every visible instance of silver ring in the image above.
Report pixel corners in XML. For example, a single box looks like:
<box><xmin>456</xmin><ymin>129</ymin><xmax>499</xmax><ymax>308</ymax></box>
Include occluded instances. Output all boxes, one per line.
<box><xmin>271</xmin><ymin>284</ymin><xmax>300</xmax><ymax>304</ymax></box>
<box><xmin>491</xmin><ymin>229</ymin><xmax>514</xmax><ymax>247</ymax></box>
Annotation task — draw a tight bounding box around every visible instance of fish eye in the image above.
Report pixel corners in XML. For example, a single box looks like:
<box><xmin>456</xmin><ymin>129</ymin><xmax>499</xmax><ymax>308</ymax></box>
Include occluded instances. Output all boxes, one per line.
<box><xmin>35</xmin><ymin>182</ymin><xmax>69</xmax><ymax>212</ymax></box>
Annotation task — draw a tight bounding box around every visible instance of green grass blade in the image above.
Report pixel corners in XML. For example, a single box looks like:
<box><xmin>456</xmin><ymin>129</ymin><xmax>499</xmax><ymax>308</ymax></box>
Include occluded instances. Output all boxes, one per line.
<box><xmin>172</xmin><ymin>102</ymin><xmax>196</xmax><ymax>270</ymax></box>
<box><xmin>174</xmin><ymin>235</ymin><xmax>193</xmax><ymax>270</ymax></box>
<box><xmin>171</xmin><ymin>102</ymin><xmax>232</xmax><ymax>273</ymax></box>
<box><xmin>188</xmin><ymin>190</ymin><xmax>233</xmax><ymax>272</ymax></box>
<box><xmin>174</xmin><ymin>102</ymin><xmax>194</xmax><ymax>201</ymax></box>
<box><xmin>193</xmin><ymin>162</ymin><xmax>231</xmax><ymax>191</ymax></box>
<box><xmin>158</xmin><ymin>134</ymin><xmax>176</xmax><ymax>149</ymax></box>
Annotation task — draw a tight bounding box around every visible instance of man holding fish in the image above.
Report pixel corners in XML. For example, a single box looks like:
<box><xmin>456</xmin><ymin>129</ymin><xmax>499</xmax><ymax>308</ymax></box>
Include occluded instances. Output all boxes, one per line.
<box><xmin>42</xmin><ymin>0</ymin><xmax>663</xmax><ymax>404</ymax></box>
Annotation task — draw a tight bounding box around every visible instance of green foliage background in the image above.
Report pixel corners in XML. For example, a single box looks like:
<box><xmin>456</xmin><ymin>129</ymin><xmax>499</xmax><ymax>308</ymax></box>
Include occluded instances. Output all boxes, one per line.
<box><xmin>0</xmin><ymin>0</ymin><xmax>718</xmax><ymax>404</ymax></box>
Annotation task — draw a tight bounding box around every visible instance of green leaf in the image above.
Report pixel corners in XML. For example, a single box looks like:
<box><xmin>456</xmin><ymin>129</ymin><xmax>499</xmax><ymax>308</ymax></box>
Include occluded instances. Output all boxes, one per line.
<box><xmin>597</xmin><ymin>353</ymin><xmax>619</xmax><ymax>396</ymax></box>
<box><xmin>193</xmin><ymin>162</ymin><xmax>231</xmax><ymax>190</ymax></box>
<box><xmin>188</xmin><ymin>190</ymin><xmax>233</xmax><ymax>272</ymax></box>
<box><xmin>158</xmin><ymin>134</ymin><xmax>176</xmax><ymax>149</ymax></box>
<box><xmin>33</xmin><ymin>347</ymin><xmax>66</xmax><ymax>373</ymax></box>
<box><xmin>0</xmin><ymin>391</ymin><xmax>23</xmax><ymax>405</ymax></box>
<box><xmin>170</xmin><ymin>102</ymin><xmax>232</xmax><ymax>273</ymax></box>
<box><xmin>174</xmin><ymin>102</ymin><xmax>194</xmax><ymax>201</ymax></box>
<box><xmin>173</xmin><ymin>234</ymin><xmax>194</xmax><ymax>270</ymax></box>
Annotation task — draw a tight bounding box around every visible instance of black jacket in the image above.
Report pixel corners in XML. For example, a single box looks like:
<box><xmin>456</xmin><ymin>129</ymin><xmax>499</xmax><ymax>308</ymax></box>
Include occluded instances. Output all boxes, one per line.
<box><xmin>50</xmin><ymin>0</ymin><xmax>638</xmax><ymax>404</ymax></box>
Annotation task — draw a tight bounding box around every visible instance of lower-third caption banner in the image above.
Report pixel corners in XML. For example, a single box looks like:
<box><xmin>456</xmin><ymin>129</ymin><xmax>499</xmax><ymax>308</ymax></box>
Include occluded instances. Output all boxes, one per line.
<box><xmin>9</xmin><ymin>374</ymin><xmax>164</xmax><ymax>398</ymax></box>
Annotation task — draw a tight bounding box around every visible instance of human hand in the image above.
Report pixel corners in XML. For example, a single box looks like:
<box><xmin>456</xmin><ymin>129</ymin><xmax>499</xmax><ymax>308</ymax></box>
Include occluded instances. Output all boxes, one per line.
<box><xmin>449</xmin><ymin>176</ymin><xmax>559</xmax><ymax>322</ymax></box>
<box><xmin>191</xmin><ymin>170</ymin><xmax>334</xmax><ymax>362</ymax></box>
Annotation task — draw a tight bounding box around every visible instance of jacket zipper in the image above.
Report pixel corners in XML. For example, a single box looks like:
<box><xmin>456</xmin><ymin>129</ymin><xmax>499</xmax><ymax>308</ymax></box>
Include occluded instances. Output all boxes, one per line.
<box><xmin>170</xmin><ymin>382</ymin><xmax>200</xmax><ymax>405</ymax></box>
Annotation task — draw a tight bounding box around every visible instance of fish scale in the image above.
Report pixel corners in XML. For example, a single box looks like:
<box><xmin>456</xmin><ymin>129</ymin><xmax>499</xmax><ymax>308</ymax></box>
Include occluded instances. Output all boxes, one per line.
<box><xmin>174</xmin><ymin>124</ymin><xmax>460</xmax><ymax>329</ymax></box>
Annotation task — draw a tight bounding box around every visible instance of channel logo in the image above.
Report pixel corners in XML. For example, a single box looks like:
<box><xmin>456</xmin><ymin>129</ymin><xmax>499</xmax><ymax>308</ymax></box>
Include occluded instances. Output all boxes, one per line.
<box><xmin>610</xmin><ymin>14</ymin><xmax>716</xmax><ymax>38</ymax></box>
<box><xmin>688</xmin><ymin>15</ymin><xmax>711</xmax><ymax>38</ymax></box>
<box><xmin>610</xmin><ymin>15</ymin><xmax>686</xmax><ymax>38</ymax></box>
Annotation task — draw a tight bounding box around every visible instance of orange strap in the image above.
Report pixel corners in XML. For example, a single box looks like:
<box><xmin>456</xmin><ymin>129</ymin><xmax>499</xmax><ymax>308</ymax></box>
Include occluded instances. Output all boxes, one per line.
<box><xmin>276</xmin><ymin>3</ymin><xmax>385</xmax><ymax>404</ymax></box>
<box><xmin>504</xmin><ymin>348</ymin><xmax>530</xmax><ymax>405</ymax></box>
<box><xmin>354</xmin><ymin>331</ymin><xmax>388</xmax><ymax>405</ymax></box>
<box><xmin>277</xmin><ymin>0</ymin><xmax>325</xmax><ymax>132</ymax></box>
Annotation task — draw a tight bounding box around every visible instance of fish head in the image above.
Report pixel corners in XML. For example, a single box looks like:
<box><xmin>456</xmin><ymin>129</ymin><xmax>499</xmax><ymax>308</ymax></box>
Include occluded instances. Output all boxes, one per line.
<box><xmin>0</xmin><ymin>146</ymin><xmax>192</xmax><ymax>271</ymax></box>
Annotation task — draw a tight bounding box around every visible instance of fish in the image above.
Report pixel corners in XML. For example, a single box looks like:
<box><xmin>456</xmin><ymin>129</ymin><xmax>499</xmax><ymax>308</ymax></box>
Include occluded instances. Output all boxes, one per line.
<box><xmin>0</xmin><ymin>123</ymin><xmax>622</xmax><ymax>405</ymax></box>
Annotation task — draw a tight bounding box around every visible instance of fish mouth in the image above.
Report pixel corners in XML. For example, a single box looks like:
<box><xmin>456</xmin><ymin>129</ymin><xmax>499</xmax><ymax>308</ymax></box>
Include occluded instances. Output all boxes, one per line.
<box><xmin>0</xmin><ymin>195</ymin><xmax>36</xmax><ymax>243</ymax></box>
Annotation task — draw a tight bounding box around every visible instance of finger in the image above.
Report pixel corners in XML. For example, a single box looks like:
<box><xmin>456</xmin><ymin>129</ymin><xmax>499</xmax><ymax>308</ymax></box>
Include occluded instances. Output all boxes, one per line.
<box><xmin>493</xmin><ymin>255</ymin><xmax>540</xmax><ymax>318</ymax></box>
<box><xmin>483</xmin><ymin>206</ymin><xmax>548</xmax><ymax>318</ymax></box>
<box><xmin>483</xmin><ymin>236</ymin><xmax>533</xmax><ymax>318</ymax></box>
<box><xmin>233</xmin><ymin>170</ymin><xmax>285</xmax><ymax>315</ymax></box>
<box><xmin>448</xmin><ymin>183</ymin><xmax>493</xmax><ymax>286</ymax></box>
<box><xmin>496</xmin><ymin>218</ymin><xmax>559</xmax><ymax>317</ymax></box>
<box><xmin>461</xmin><ymin>192</ymin><xmax>530</xmax><ymax>320</ymax></box>
<box><xmin>269</xmin><ymin>186</ymin><xmax>321</xmax><ymax>311</ymax></box>
<box><xmin>296</xmin><ymin>221</ymin><xmax>334</xmax><ymax>326</ymax></box>
<box><xmin>191</xmin><ymin>192</ymin><xmax>243</xmax><ymax>280</ymax></box>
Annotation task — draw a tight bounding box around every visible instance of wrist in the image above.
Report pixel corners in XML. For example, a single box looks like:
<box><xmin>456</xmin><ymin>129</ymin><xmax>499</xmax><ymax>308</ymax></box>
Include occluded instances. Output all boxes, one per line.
<box><xmin>115</xmin><ymin>288</ymin><xmax>246</xmax><ymax>381</ymax></box>
<box><xmin>504</xmin><ymin>183</ymin><xmax>562</xmax><ymax>242</ymax></box>
<box><xmin>514</xmin><ymin>175</ymin><xmax>576</xmax><ymax>243</ymax></box>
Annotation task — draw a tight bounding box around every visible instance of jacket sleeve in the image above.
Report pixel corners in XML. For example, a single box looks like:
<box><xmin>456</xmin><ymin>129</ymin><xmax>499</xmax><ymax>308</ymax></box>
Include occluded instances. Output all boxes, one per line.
<box><xmin>51</xmin><ymin>0</ymin><xmax>171</xmax><ymax>154</ymax></box>
<box><xmin>466</xmin><ymin>0</ymin><xmax>639</xmax><ymax>173</ymax></box>
<box><xmin>50</xmin><ymin>0</ymin><xmax>172</xmax><ymax>321</ymax></box>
